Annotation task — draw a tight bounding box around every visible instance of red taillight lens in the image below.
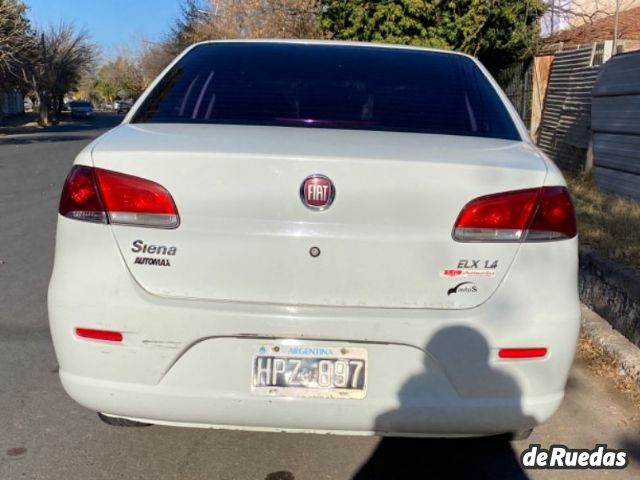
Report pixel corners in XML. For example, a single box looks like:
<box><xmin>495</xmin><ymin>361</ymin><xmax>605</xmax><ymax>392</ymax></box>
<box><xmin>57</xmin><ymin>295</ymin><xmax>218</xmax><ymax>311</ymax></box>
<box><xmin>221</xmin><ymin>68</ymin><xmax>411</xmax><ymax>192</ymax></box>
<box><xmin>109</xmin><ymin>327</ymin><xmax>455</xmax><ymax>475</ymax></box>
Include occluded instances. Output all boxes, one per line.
<box><xmin>59</xmin><ymin>165</ymin><xmax>107</xmax><ymax>224</ymax></box>
<box><xmin>498</xmin><ymin>348</ymin><xmax>547</xmax><ymax>359</ymax></box>
<box><xmin>453</xmin><ymin>187</ymin><xmax>576</xmax><ymax>242</ymax></box>
<box><xmin>526</xmin><ymin>187</ymin><xmax>577</xmax><ymax>240</ymax></box>
<box><xmin>59</xmin><ymin>166</ymin><xmax>179</xmax><ymax>228</ymax></box>
<box><xmin>75</xmin><ymin>328</ymin><xmax>123</xmax><ymax>342</ymax></box>
<box><xmin>94</xmin><ymin>168</ymin><xmax>179</xmax><ymax>228</ymax></box>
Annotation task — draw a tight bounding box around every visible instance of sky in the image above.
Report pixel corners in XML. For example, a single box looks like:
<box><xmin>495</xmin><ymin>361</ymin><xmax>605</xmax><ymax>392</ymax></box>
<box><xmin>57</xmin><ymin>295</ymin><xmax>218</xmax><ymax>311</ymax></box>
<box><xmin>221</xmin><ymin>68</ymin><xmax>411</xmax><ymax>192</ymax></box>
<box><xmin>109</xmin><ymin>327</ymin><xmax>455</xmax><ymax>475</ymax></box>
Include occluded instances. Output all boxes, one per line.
<box><xmin>25</xmin><ymin>0</ymin><xmax>183</xmax><ymax>60</ymax></box>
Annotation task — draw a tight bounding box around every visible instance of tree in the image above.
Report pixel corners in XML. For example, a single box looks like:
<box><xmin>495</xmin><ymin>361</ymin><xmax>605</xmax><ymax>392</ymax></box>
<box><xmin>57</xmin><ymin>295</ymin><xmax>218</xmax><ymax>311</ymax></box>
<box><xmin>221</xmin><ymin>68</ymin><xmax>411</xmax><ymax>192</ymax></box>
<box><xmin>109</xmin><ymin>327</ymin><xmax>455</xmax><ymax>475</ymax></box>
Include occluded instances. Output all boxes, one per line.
<box><xmin>168</xmin><ymin>0</ymin><xmax>322</xmax><ymax>52</ymax></box>
<box><xmin>112</xmin><ymin>0</ymin><xmax>323</xmax><ymax>91</ymax></box>
<box><xmin>138</xmin><ymin>42</ymin><xmax>175</xmax><ymax>86</ymax></box>
<box><xmin>541</xmin><ymin>0</ymin><xmax>635</xmax><ymax>37</ymax></box>
<box><xmin>2</xmin><ymin>4</ymin><xmax>99</xmax><ymax>123</ymax></box>
<box><xmin>95</xmin><ymin>55</ymin><xmax>145</xmax><ymax>101</ymax></box>
<box><xmin>320</xmin><ymin>0</ymin><xmax>546</xmax><ymax>73</ymax></box>
<box><xmin>91</xmin><ymin>77</ymin><xmax>118</xmax><ymax>104</ymax></box>
<box><xmin>0</xmin><ymin>0</ymin><xmax>34</xmax><ymax>91</ymax></box>
<box><xmin>21</xmin><ymin>23</ymin><xmax>97</xmax><ymax>125</ymax></box>
<box><xmin>169</xmin><ymin>0</ymin><xmax>211</xmax><ymax>52</ymax></box>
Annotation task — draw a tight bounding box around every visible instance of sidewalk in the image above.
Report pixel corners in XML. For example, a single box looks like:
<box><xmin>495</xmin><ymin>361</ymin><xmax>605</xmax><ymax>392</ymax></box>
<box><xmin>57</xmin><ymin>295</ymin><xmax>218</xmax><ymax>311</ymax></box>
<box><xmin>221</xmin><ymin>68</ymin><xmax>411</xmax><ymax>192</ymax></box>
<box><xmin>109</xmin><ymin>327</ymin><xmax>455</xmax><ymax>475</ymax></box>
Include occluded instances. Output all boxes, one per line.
<box><xmin>0</xmin><ymin>112</ymin><xmax>39</xmax><ymax>135</ymax></box>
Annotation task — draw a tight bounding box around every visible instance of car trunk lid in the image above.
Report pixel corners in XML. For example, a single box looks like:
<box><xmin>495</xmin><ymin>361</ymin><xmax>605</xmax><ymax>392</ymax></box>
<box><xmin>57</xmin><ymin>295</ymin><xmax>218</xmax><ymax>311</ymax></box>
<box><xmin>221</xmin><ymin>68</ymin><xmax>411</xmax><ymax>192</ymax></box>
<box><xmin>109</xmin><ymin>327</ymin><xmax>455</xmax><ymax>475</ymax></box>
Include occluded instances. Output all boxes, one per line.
<box><xmin>91</xmin><ymin>123</ymin><xmax>547</xmax><ymax>309</ymax></box>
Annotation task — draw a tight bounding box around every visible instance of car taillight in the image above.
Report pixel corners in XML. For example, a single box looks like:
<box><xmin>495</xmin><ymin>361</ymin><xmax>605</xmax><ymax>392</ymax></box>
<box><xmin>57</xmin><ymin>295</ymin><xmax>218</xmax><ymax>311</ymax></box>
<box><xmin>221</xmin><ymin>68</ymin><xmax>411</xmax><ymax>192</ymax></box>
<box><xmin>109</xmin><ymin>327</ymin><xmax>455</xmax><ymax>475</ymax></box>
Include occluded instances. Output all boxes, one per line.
<box><xmin>59</xmin><ymin>165</ymin><xmax>179</xmax><ymax>228</ymax></box>
<box><xmin>453</xmin><ymin>186</ymin><xmax>576</xmax><ymax>242</ymax></box>
<box><xmin>58</xmin><ymin>165</ymin><xmax>107</xmax><ymax>224</ymax></box>
<box><xmin>75</xmin><ymin>328</ymin><xmax>123</xmax><ymax>342</ymax></box>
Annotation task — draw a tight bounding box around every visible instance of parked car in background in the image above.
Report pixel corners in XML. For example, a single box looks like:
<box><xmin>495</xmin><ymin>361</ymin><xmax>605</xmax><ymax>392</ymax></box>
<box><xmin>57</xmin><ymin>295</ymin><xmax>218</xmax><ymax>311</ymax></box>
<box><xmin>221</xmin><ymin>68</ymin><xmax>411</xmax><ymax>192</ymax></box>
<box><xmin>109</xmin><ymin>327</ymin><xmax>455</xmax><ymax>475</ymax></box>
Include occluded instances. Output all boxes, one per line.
<box><xmin>49</xmin><ymin>40</ymin><xmax>580</xmax><ymax>439</ymax></box>
<box><xmin>69</xmin><ymin>101</ymin><xmax>94</xmax><ymax>118</ymax></box>
<box><xmin>116</xmin><ymin>100</ymin><xmax>132</xmax><ymax>115</ymax></box>
<box><xmin>114</xmin><ymin>100</ymin><xmax>131</xmax><ymax>113</ymax></box>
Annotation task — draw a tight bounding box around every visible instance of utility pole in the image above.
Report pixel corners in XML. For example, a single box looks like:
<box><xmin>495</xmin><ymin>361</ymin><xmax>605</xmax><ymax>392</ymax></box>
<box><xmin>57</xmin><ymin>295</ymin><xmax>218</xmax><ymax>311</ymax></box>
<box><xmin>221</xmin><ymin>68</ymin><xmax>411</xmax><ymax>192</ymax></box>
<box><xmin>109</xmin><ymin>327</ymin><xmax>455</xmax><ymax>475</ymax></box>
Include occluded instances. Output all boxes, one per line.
<box><xmin>612</xmin><ymin>0</ymin><xmax>620</xmax><ymax>56</ymax></box>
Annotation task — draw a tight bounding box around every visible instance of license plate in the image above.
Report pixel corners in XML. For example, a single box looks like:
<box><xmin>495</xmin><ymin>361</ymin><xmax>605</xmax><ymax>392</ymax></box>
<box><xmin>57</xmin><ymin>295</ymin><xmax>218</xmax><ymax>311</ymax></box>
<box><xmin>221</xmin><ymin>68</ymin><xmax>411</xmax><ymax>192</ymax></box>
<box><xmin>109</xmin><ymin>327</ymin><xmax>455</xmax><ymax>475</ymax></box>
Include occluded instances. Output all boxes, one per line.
<box><xmin>251</xmin><ymin>344</ymin><xmax>367</xmax><ymax>399</ymax></box>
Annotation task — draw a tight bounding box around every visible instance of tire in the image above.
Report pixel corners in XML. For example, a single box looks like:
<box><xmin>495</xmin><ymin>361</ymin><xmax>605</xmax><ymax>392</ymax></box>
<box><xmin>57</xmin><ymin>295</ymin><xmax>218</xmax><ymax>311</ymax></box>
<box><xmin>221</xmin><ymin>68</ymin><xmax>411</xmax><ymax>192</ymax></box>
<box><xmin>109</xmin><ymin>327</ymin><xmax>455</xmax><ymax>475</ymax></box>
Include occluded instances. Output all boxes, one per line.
<box><xmin>510</xmin><ymin>428</ymin><xmax>533</xmax><ymax>441</ymax></box>
<box><xmin>97</xmin><ymin>412</ymin><xmax>152</xmax><ymax>427</ymax></box>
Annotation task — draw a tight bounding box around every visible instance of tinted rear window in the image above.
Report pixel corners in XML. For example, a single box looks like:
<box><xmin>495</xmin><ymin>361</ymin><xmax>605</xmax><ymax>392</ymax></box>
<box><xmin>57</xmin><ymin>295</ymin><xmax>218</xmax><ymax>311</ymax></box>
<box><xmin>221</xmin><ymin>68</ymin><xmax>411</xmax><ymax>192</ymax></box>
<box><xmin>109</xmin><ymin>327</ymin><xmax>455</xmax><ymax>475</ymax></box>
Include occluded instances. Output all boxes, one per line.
<box><xmin>132</xmin><ymin>43</ymin><xmax>520</xmax><ymax>140</ymax></box>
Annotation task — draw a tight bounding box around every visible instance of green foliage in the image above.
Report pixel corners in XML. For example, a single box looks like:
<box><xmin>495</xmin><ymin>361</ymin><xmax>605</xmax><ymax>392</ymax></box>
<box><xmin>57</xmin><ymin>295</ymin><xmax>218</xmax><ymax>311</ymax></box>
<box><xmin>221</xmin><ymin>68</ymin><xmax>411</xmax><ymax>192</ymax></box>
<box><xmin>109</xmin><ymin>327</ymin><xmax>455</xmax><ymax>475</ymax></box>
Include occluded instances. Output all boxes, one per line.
<box><xmin>95</xmin><ymin>56</ymin><xmax>145</xmax><ymax>101</ymax></box>
<box><xmin>92</xmin><ymin>78</ymin><xmax>118</xmax><ymax>103</ymax></box>
<box><xmin>320</xmin><ymin>0</ymin><xmax>546</xmax><ymax>73</ymax></box>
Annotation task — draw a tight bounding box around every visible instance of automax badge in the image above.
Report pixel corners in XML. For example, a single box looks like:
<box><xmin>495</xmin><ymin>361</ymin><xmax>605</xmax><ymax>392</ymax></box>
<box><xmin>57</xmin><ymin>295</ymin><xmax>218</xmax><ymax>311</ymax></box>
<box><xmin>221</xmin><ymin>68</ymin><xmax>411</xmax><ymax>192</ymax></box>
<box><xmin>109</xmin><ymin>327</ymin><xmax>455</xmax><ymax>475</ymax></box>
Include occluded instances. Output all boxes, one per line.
<box><xmin>300</xmin><ymin>174</ymin><xmax>335</xmax><ymax>210</ymax></box>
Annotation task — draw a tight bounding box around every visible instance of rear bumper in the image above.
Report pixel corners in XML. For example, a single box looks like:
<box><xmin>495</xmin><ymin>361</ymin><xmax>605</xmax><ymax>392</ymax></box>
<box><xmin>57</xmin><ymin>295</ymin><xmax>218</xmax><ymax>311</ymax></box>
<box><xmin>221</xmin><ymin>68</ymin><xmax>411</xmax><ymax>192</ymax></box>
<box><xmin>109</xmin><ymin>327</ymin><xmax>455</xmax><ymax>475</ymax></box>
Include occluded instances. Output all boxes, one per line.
<box><xmin>60</xmin><ymin>369</ymin><xmax>562</xmax><ymax>437</ymax></box>
<box><xmin>49</xmin><ymin>219</ymin><xmax>580</xmax><ymax>436</ymax></box>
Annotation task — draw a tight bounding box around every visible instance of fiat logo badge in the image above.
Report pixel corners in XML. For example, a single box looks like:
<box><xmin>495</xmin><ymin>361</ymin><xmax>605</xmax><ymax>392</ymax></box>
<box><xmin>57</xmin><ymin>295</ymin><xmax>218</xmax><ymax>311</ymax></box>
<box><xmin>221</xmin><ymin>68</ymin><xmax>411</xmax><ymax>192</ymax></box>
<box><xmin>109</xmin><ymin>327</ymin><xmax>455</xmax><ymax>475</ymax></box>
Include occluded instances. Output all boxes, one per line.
<box><xmin>300</xmin><ymin>174</ymin><xmax>335</xmax><ymax>210</ymax></box>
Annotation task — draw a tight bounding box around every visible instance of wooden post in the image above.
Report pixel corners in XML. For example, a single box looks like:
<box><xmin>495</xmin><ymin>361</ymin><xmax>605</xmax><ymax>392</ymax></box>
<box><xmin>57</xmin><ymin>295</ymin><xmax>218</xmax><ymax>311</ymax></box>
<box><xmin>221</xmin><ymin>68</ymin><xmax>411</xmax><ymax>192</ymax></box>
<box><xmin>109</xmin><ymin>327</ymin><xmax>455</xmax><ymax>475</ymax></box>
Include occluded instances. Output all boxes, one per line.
<box><xmin>530</xmin><ymin>54</ymin><xmax>554</xmax><ymax>141</ymax></box>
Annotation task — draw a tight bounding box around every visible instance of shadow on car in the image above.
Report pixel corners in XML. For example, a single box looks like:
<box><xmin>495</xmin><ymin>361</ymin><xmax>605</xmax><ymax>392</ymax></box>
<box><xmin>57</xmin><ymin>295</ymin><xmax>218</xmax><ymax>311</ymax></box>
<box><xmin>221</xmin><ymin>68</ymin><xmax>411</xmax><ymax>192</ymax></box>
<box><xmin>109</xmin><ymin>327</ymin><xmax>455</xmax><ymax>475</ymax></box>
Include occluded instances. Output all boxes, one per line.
<box><xmin>353</xmin><ymin>326</ymin><xmax>534</xmax><ymax>479</ymax></box>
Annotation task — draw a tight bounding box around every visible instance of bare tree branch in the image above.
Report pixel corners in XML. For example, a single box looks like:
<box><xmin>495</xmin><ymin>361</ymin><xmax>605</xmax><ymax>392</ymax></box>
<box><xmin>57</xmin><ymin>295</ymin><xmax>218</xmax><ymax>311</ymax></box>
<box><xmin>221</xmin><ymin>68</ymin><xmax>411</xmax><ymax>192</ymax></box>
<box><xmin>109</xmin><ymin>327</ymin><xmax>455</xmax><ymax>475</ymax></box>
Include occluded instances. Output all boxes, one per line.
<box><xmin>0</xmin><ymin>0</ymin><xmax>36</xmax><ymax>91</ymax></box>
<box><xmin>21</xmin><ymin>22</ymin><xmax>98</xmax><ymax>125</ymax></box>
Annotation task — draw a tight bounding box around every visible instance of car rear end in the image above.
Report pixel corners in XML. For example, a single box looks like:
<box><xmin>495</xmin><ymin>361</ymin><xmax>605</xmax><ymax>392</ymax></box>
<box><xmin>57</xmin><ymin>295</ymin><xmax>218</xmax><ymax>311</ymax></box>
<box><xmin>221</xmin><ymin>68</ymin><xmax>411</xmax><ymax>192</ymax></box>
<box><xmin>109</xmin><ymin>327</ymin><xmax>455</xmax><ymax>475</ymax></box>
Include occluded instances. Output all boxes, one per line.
<box><xmin>70</xmin><ymin>101</ymin><xmax>93</xmax><ymax>118</ymax></box>
<box><xmin>117</xmin><ymin>101</ymin><xmax>131</xmax><ymax>114</ymax></box>
<box><xmin>48</xmin><ymin>41</ymin><xmax>580</xmax><ymax>436</ymax></box>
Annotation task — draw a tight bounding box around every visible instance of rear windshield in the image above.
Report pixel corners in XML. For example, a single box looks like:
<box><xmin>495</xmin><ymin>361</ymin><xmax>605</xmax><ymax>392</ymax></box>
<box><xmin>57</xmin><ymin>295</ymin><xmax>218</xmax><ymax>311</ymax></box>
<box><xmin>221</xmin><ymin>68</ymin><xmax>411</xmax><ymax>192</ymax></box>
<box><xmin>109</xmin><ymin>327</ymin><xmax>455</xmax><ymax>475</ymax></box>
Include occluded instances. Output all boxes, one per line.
<box><xmin>132</xmin><ymin>43</ymin><xmax>520</xmax><ymax>140</ymax></box>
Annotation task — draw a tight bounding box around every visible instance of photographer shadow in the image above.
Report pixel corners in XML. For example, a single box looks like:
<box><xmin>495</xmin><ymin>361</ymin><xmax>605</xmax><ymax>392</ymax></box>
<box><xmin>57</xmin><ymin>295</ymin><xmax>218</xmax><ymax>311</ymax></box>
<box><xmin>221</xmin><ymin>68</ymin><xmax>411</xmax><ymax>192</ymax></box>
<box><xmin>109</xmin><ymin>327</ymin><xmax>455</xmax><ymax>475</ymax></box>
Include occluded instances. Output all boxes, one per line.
<box><xmin>354</xmin><ymin>326</ymin><xmax>535</xmax><ymax>480</ymax></box>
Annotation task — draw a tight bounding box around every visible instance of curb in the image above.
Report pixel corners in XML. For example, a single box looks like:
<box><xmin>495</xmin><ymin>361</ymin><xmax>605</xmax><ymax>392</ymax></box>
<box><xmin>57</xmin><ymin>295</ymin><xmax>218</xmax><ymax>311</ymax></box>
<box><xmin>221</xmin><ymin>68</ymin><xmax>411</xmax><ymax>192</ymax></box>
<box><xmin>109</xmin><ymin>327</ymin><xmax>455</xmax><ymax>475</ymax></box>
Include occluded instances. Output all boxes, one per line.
<box><xmin>581</xmin><ymin>304</ymin><xmax>640</xmax><ymax>386</ymax></box>
<box><xmin>0</xmin><ymin>124</ymin><xmax>45</xmax><ymax>136</ymax></box>
<box><xmin>579</xmin><ymin>248</ymin><xmax>640</xmax><ymax>349</ymax></box>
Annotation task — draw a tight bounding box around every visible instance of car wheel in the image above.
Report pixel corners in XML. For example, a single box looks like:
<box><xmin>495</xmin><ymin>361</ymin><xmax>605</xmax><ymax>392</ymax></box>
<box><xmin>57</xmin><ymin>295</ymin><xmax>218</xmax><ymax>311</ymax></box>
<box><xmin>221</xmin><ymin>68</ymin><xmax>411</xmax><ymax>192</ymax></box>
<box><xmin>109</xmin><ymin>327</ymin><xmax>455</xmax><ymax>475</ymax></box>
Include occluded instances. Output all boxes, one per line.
<box><xmin>509</xmin><ymin>428</ymin><xmax>533</xmax><ymax>441</ymax></box>
<box><xmin>97</xmin><ymin>412</ymin><xmax>152</xmax><ymax>427</ymax></box>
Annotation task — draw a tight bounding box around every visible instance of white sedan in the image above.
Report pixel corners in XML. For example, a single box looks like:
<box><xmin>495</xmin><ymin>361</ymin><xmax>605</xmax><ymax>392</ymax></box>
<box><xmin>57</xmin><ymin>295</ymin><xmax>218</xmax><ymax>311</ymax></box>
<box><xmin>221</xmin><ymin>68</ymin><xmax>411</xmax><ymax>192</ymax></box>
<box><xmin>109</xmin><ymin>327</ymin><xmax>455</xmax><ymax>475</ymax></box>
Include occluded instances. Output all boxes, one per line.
<box><xmin>48</xmin><ymin>40</ymin><xmax>580</xmax><ymax>438</ymax></box>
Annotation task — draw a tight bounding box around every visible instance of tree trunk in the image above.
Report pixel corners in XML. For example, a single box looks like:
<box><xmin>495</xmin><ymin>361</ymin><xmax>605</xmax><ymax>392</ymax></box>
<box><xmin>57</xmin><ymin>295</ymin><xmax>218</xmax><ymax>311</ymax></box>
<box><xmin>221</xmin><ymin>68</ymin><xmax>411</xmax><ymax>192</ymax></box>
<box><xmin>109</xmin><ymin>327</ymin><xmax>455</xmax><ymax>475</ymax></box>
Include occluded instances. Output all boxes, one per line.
<box><xmin>56</xmin><ymin>95</ymin><xmax>64</xmax><ymax>115</ymax></box>
<box><xmin>49</xmin><ymin>94</ymin><xmax>62</xmax><ymax>124</ymax></box>
<box><xmin>37</xmin><ymin>92</ymin><xmax>50</xmax><ymax>126</ymax></box>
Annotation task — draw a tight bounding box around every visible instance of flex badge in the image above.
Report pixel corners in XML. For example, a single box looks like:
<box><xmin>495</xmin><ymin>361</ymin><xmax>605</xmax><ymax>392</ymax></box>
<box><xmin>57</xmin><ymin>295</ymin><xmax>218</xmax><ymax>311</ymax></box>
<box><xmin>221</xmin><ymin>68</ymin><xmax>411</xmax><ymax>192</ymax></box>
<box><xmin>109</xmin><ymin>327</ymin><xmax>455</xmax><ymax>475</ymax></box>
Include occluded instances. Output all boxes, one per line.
<box><xmin>441</xmin><ymin>259</ymin><xmax>498</xmax><ymax>278</ymax></box>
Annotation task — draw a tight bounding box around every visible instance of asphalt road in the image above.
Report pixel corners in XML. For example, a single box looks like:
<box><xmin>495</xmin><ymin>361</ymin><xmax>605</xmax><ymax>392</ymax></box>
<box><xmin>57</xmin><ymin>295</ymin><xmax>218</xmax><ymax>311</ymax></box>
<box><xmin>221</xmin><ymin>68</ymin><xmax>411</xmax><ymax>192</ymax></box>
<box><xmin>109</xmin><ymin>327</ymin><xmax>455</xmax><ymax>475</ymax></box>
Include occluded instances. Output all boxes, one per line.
<box><xmin>0</xmin><ymin>113</ymin><xmax>639</xmax><ymax>480</ymax></box>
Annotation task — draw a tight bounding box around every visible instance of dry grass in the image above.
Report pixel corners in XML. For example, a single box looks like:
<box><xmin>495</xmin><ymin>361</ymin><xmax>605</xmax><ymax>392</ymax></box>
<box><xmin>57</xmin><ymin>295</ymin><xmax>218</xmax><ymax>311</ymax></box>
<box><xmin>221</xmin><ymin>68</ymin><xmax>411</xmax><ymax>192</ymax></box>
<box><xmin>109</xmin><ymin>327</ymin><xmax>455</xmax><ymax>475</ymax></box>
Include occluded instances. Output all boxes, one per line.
<box><xmin>577</xmin><ymin>337</ymin><xmax>640</xmax><ymax>408</ymax></box>
<box><xmin>566</xmin><ymin>173</ymin><xmax>640</xmax><ymax>268</ymax></box>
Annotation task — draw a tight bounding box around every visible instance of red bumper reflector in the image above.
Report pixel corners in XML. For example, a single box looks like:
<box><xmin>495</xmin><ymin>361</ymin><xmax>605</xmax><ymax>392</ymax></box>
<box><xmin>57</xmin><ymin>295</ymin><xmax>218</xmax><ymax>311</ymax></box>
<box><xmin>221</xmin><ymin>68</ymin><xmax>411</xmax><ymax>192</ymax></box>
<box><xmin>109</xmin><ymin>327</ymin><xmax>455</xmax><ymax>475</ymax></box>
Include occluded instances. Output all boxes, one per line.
<box><xmin>75</xmin><ymin>328</ymin><xmax>123</xmax><ymax>343</ymax></box>
<box><xmin>498</xmin><ymin>348</ymin><xmax>547</xmax><ymax>359</ymax></box>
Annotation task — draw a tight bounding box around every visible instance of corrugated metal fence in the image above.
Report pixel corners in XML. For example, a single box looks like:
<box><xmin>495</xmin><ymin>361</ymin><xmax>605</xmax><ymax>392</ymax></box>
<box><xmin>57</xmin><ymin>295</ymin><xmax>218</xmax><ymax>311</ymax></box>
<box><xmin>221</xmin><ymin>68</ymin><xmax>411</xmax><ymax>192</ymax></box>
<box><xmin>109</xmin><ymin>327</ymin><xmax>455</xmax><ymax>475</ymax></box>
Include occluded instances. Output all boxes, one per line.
<box><xmin>496</xmin><ymin>60</ymin><xmax>533</xmax><ymax>129</ymax></box>
<box><xmin>592</xmin><ymin>50</ymin><xmax>640</xmax><ymax>200</ymax></box>
<box><xmin>537</xmin><ymin>46</ymin><xmax>602</xmax><ymax>173</ymax></box>
<box><xmin>0</xmin><ymin>91</ymin><xmax>24</xmax><ymax>119</ymax></box>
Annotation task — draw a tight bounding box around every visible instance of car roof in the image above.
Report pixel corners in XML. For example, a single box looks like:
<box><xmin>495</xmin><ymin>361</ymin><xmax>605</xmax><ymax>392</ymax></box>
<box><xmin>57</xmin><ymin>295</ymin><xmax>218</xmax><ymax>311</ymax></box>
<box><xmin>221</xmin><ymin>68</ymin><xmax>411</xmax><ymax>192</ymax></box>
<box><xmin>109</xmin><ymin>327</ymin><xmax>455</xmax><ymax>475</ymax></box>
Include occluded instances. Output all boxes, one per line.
<box><xmin>190</xmin><ymin>39</ymin><xmax>473</xmax><ymax>60</ymax></box>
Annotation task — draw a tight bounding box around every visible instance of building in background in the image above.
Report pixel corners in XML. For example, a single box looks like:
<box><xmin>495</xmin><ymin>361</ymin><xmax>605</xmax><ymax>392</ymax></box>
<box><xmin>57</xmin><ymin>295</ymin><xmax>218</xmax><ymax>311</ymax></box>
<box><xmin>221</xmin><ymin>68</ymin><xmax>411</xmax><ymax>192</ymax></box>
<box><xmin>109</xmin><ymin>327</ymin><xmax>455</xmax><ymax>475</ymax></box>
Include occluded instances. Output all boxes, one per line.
<box><xmin>568</xmin><ymin>0</ymin><xmax>639</xmax><ymax>26</ymax></box>
<box><xmin>546</xmin><ymin>5</ymin><xmax>640</xmax><ymax>52</ymax></box>
<box><xmin>526</xmin><ymin>6</ymin><xmax>640</xmax><ymax>178</ymax></box>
